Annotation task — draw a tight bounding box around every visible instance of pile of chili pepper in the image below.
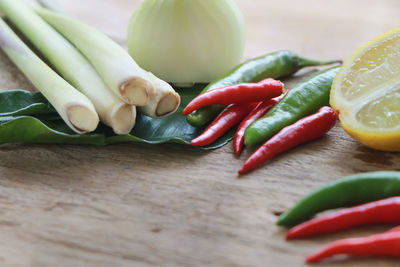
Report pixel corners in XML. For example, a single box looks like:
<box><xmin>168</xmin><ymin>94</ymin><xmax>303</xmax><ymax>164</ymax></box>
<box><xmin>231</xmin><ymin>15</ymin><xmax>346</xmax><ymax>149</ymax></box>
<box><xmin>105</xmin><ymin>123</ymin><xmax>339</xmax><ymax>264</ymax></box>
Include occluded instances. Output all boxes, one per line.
<box><xmin>184</xmin><ymin>50</ymin><xmax>340</xmax><ymax>174</ymax></box>
<box><xmin>186</xmin><ymin>50</ymin><xmax>340</xmax><ymax>127</ymax></box>
<box><xmin>278</xmin><ymin>171</ymin><xmax>400</xmax><ymax>264</ymax></box>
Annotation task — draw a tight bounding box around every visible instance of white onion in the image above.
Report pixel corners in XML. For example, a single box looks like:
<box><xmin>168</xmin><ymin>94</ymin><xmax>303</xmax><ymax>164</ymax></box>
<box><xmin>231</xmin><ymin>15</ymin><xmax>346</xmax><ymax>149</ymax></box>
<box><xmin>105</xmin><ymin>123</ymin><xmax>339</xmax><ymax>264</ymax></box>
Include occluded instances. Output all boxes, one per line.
<box><xmin>128</xmin><ymin>0</ymin><xmax>246</xmax><ymax>85</ymax></box>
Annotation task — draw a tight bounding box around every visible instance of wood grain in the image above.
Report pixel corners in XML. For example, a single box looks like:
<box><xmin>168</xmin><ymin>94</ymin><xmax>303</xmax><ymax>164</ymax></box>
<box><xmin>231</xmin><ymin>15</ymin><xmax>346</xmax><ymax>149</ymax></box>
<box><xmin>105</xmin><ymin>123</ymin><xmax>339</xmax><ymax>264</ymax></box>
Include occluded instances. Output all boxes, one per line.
<box><xmin>1</xmin><ymin>1</ymin><xmax>400</xmax><ymax>266</ymax></box>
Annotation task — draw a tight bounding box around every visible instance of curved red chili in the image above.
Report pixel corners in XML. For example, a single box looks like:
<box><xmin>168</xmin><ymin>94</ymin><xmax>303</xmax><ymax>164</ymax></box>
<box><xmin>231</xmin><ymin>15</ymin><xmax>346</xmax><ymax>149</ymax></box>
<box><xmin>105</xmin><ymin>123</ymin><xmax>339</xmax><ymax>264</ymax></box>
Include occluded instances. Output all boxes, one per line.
<box><xmin>233</xmin><ymin>92</ymin><xmax>287</xmax><ymax>156</ymax></box>
<box><xmin>182</xmin><ymin>79</ymin><xmax>283</xmax><ymax>115</ymax></box>
<box><xmin>388</xmin><ymin>225</ymin><xmax>400</xmax><ymax>233</ymax></box>
<box><xmin>306</xmin><ymin>228</ymin><xmax>400</xmax><ymax>264</ymax></box>
<box><xmin>191</xmin><ymin>102</ymin><xmax>259</xmax><ymax>147</ymax></box>
<box><xmin>286</xmin><ymin>197</ymin><xmax>400</xmax><ymax>240</ymax></box>
<box><xmin>238</xmin><ymin>106</ymin><xmax>337</xmax><ymax>175</ymax></box>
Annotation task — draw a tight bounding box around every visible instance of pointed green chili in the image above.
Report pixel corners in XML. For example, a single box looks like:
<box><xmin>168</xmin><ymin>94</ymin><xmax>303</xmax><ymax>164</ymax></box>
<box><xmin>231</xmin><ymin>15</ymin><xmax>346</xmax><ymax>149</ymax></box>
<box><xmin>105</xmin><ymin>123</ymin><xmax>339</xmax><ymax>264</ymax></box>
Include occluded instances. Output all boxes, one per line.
<box><xmin>278</xmin><ymin>171</ymin><xmax>400</xmax><ymax>226</ymax></box>
<box><xmin>244</xmin><ymin>66</ymin><xmax>340</xmax><ymax>147</ymax></box>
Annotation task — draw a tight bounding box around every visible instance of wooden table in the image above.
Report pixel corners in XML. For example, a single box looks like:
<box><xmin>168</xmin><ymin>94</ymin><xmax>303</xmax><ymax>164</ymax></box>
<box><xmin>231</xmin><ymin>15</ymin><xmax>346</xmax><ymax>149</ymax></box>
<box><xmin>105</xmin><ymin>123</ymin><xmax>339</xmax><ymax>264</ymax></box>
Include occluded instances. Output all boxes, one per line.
<box><xmin>0</xmin><ymin>0</ymin><xmax>399</xmax><ymax>266</ymax></box>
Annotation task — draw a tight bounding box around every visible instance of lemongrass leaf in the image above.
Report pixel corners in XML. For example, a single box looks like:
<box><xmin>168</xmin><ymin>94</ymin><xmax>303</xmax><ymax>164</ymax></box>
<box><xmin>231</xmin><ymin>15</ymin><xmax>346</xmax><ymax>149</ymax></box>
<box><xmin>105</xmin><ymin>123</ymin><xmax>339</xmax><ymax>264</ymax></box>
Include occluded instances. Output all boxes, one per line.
<box><xmin>0</xmin><ymin>14</ymin><xmax>99</xmax><ymax>134</ymax></box>
<box><xmin>2</xmin><ymin>0</ymin><xmax>134</xmax><ymax>134</ymax></box>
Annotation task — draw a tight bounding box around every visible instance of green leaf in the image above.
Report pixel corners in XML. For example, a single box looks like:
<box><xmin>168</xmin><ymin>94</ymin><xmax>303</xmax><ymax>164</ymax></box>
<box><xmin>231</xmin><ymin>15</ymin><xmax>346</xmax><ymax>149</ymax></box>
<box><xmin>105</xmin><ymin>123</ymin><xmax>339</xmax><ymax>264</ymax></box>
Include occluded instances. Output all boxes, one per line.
<box><xmin>0</xmin><ymin>116</ymin><xmax>105</xmax><ymax>144</ymax></box>
<box><xmin>0</xmin><ymin>86</ymin><xmax>233</xmax><ymax>149</ymax></box>
<box><xmin>0</xmin><ymin>89</ymin><xmax>55</xmax><ymax>116</ymax></box>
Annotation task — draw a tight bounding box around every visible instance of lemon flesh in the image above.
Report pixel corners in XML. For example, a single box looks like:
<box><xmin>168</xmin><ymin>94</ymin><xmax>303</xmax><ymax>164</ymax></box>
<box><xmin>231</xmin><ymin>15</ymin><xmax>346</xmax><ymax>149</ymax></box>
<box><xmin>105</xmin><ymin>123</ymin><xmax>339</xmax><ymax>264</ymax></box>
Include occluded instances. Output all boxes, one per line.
<box><xmin>331</xmin><ymin>28</ymin><xmax>400</xmax><ymax>151</ymax></box>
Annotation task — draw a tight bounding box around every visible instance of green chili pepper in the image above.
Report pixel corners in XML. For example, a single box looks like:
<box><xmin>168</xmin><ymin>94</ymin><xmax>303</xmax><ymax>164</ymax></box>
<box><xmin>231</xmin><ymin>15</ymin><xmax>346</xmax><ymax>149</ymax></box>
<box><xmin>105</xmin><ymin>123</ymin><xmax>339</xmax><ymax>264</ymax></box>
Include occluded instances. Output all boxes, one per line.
<box><xmin>186</xmin><ymin>51</ymin><xmax>340</xmax><ymax>127</ymax></box>
<box><xmin>244</xmin><ymin>66</ymin><xmax>340</xmax><ymax>146</ymax></box>
<box><xmin>277</xmin><ymin>171</ymin><xmax>400</xmax><ymax>226</ymax></box>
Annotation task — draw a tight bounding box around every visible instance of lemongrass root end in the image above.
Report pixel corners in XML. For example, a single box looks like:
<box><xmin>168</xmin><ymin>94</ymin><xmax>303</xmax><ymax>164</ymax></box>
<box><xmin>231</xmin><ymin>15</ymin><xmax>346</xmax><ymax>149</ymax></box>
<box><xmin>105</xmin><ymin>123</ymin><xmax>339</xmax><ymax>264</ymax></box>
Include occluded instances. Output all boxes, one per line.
<box><xmin>109</xmin><ymin>104</ymin><xmax>136</xmax><ymax>135</ymax></box>
<box><xmin>120</xmin><ymin>78</ymin><xmax>152</xmax><ymax>106</ymax></box>
<box><xmin>156</xmin><ymin>92</ymin><xmax>181</xmax><ymax>117</ymax></box>
<box><xmin>67</xmin><ymin>105</ymin><xmax>99</xmax><ymax>133</ymax></box>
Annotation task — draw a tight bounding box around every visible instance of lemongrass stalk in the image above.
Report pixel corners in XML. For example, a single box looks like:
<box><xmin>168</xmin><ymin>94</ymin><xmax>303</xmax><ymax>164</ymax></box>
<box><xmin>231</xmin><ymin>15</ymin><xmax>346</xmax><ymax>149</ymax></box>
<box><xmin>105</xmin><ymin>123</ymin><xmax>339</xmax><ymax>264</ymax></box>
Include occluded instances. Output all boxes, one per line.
<box><xmin>0</xmin><ymin>0</ymin><xmax>136</xmax><ymax>135</ymax></box>
<box><xmin>33</xmin><ymin>6</ymin><xmax>153</xmax><ymax>106</ymax></box>
<box><xmin>36</xmin><ymin>0</ymin><xmax>181</xmax><ymax>119</ymax></box>
<box><xmin>140</xmin><ymin>72</ymin><xmax>180</xmax><ymax>118</ymax></box>
<box><xmin>0</xmin><ymin>18</ymin><xmax>98</xmax><ymax>133</ymax></box>
<box><xmin>35</xmin><ymin>0</ymin><xmax>64</xmax><ymax>14</ymax></box>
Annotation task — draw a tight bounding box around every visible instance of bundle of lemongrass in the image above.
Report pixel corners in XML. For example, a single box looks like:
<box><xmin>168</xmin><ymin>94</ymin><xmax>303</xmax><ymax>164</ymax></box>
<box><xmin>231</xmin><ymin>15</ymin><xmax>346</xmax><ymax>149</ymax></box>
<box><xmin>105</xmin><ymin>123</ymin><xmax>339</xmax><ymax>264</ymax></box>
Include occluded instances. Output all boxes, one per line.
<box><xmin>0</xmin><ymin>0</ymin><xmax>180</xmax><ymax>135</ymax></box>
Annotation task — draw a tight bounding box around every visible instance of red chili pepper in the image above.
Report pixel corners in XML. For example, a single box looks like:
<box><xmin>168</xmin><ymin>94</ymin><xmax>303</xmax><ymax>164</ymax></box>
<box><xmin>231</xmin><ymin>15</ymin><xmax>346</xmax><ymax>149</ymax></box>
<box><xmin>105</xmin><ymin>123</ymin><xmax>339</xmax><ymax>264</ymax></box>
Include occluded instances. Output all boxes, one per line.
<box><xmin>306</xmin><ymin>228</ymin><xmax>400</xmax><ymax>264</ymax></box>
<box><xmin>388</xmin><ymin>225</ymin><xmax>400</xmax><ymax>233</ymax></box>
<box><xmin>286</xmin><ymin>197</ymin><xmax>400</xmax><ymax>240</ymax></box>
<box><xmin>182</xmin><ymin>79</ymin><xmax>283</xmax><ymax>115</ymax></box>
<box><xmin>191</xmin><ymin>102</ymin><xmax>259</xmax><ymax>147</ymax></box>
<box><xmin>233</xmin><ymin>92</ymin><xmax>287</xmax><ymax>156</ymax></box>
<box><xmin>238</xmin><ymin>106</ymin><xmax>337</xmax><ymax>175</ymax></box>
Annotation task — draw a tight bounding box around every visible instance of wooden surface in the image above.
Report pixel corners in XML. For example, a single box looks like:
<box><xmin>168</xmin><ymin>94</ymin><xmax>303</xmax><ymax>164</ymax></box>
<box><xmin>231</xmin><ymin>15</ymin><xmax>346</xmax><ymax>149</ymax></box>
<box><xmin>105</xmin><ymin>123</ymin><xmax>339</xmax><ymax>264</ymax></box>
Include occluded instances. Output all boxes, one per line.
<box><xmin>1</xmin><ymin>0</ymin><xmax>400</xmax><ymax>266</ymax></box>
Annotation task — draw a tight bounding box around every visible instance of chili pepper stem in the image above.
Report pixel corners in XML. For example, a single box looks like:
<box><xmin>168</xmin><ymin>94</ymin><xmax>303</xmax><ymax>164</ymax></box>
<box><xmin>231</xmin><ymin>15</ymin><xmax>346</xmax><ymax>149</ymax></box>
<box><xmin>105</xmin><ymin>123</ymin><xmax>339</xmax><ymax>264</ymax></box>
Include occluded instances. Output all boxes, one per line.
<box><xmin>297</xmin><ymin>58</ymin><xmax>342</xmax><ymax>68</ymax></box>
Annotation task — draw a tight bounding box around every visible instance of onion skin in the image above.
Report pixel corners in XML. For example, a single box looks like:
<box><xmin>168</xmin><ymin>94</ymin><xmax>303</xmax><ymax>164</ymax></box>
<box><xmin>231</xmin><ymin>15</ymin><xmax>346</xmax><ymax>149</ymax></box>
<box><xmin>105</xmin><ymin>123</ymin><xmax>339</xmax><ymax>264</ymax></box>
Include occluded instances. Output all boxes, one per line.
<box><xmin>128</xmin><ymin>0</ymin><xmax>246</xmax><ymax>84</ymax></box>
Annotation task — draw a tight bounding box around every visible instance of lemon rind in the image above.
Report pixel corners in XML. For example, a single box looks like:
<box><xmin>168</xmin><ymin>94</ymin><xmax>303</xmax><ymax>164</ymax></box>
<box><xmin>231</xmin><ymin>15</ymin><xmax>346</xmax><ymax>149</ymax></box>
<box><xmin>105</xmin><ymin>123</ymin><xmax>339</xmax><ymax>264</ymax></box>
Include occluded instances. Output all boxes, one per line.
<box><xmin>342</xmin><ymin>123</ymin><xmax>400</xmax><ymax>151</ymax></box>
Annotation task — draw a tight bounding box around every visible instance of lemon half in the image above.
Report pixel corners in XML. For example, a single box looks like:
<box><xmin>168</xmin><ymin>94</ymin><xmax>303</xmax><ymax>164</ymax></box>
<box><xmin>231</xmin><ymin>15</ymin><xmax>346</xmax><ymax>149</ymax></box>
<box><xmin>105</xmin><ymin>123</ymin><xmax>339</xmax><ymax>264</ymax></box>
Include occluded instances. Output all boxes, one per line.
<box><xmin>331</xmin><ymin>27</ymin><xmax>400</xmax><ymax>151</ymax></box>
